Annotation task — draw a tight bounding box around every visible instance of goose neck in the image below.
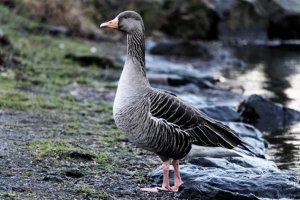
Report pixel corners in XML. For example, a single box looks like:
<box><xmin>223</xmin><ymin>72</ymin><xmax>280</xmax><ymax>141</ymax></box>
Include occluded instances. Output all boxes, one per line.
<box><xmin>127</xmin><ymin>31</ymin><xmax>146</xmax><ymax>77</ymax></box>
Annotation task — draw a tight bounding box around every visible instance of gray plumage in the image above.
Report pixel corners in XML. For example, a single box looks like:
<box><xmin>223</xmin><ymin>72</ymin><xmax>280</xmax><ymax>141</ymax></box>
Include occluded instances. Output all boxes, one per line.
<box><xmin>109</xmin><ymin>11</ymin><xmax>253</xmax><ymax>163</ymax></box>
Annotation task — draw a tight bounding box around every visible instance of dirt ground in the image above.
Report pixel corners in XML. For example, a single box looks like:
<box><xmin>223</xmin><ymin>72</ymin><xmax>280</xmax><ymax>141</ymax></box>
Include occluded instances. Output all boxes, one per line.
<box><xmin>0</xmin><ymin>109</ymin><xmax>179</xmax><ymax>200</ymax></box>
<box><xmin>0</xmin><ymin>6</ymin><xmax>181</xmax><ymax>200</ymax></box>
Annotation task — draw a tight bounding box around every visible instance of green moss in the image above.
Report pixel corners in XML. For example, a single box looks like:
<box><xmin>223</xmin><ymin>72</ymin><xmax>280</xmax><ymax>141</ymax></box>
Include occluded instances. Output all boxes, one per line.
<box><xmin>73</xmin><ymin>187</ymin><xmax>109</xmax><ymax>199</ymax></box>
<box><xmin>136</xmin><ymin>176</ymin><xmax>150</xmax><ymax>184</ymax></box>
<box><xmin>73</xmin><ymin>187</ymin><xmax>95</xmax><ymax>194</ymax></box>
<box><xmin>100</xmin><ymin>136</ymin><xmax>115</xmax><ymax>144</ymax></box>
<box><xmin>0</xmin><ymin>91</ymin><xmax>30</xmax><ymax>110</ymax></box>
<box><xmin>102</xmin><ymin>129</ymin><xmax>124</xmax><ymax>142</ymax></box>
<box><xmin>97</xmin><ymin>190</ymin><xmax>110</xmax><ymax>200</ymax></box>
<box><xmin>26</xmin><ymin>139</ymin><xmax>87</xmax><ymax>158</ymax></box>
<box><xmin>0</xmin><ymin>192</ymin><xmax>17</xmax><ymax>198</ymax></box>
<box><xmin>24</xmin><ymin>192</ymin><xmax>37</xmax><ymax>198</ymax></box>
<box><xmin>0</xmin><ymin>89</ymin><xmax>76</xmax><ymax>111</ymax></box>
<box><xmin>62</xmin><ymin>122</ymin><xmax>81</xmax><ymax>135</ymax></box>
<box><xmin>94</xmin><ymin>152</ymin><xmax>111</xmax><ymax>163</ymax></box>
<box><xmin>22</xmin><ymin>171</ymin><xmax>33</xmax><ymax>177</ymax></box>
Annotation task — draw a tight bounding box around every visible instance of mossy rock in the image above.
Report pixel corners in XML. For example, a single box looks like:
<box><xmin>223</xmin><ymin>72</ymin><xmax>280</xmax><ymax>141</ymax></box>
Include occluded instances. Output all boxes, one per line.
<box><xmin>160</xmin><ymin>0</ymin><xmax>219</xmax><ymax>40</ymax></box>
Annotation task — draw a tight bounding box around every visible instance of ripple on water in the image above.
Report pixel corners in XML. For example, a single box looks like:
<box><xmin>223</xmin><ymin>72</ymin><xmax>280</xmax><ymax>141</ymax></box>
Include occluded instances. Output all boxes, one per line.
<box><xmin>220</xmin><ymin>44</ymin><xmax>300</xmax><ymax>174</ymax></box>
<box><xmin>265</xmin><ymin>123</ymin><xmax>300</xmax><ymax>174</ymax></box>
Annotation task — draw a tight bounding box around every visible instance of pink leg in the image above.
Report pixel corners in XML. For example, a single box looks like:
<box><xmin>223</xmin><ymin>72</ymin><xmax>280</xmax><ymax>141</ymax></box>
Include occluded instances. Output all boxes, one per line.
<box><xmin>171</xmin><ymin>160</ymin><xmax>183</xmax><ymax>192</ymax></box>
<box><xmin>141</xmin><ymin>160</ymin><xmax>172</xmax><ymax>192</ymax></box>
<box><xmin>161</xmin><ymin>160</ymin><xmax>171</xmax><ymax>189</ymax></box>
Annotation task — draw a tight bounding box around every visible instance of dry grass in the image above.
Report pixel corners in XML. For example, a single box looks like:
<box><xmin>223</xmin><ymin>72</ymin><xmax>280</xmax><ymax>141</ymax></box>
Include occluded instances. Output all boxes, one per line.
<box><xmin>21</xmin><ymin>0</ymin><xmax>102</xmax><ymax>38</ymax></box>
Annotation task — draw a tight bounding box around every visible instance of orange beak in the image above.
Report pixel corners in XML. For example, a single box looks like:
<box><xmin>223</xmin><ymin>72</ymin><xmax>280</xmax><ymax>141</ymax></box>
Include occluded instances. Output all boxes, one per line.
<box><xmin>100</xmin><ymin>17</ymin><xmax>119</xmax><ymax>29</ymax></box>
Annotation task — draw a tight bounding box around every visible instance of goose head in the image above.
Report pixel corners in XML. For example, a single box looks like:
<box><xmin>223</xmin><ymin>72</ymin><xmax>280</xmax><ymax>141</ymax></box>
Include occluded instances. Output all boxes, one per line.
<box><xmin>100</xmin><ymin>11</ymin><xmax>144</xmax><ymax>34</ymax></box>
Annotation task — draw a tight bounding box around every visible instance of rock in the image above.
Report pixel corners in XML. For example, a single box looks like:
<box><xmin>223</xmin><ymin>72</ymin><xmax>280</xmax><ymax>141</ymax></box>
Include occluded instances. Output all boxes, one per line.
<box><xmin>160</xmin><ymin>0</ymin><xmax>219</xmax><ymax>40</ymax></box>
<box><xmin>217</xmin><ymin>0</ymin><xmax>268</xmax><ymax>41</ymax></box>
<box><xmin>158</xmin><ymin>84</ymin><xmax>201</xmax><ymax>96</ymax></box>
<box><xmin>65</xmin><ymin>169</ymin><xmax>84</xmax><ymax>178</ymax></box>
<box><xmin>147</xmin><ymin>121</ymin><xmax>300</xmax><ymax>199</ymax></box>
<box><xmin>148</xmin><ymin>121</ymin><xmax>300</xmax><ymax>199</ymax></box>
<box><xmin>43</xmin><ymin>175</ymin><xmax>63</xmax><ymax>183</ymax></box>
<box><xmin>150</xmin><ymin>40</ymin><xmax>212</xmax><ymax>59</ymax></box>
<box><xmin>215</xmin><ymin>0</ymin><xmax>300</xmax><ymax>41</ymax></box>
<box><xmin>149</xmin><ymin>159</ymin><xmax>300</xmax><ymax>199</ymax></box>
<box><xmin>150</xmin><ymin>162</ymin><xmax>300</xmax><ymax>200</ymax></box>
<box><xmin>67</xmin><ymin>151</ymin><xmax>95</xmax><ymax>161</ymax></box>
<box><xmin>65</xmin><ymin>53</ymin><xmax>117</xmax><ymax>68</ymax></box>
<box><xmin>189</xmin><ymin>156</ymin><xmax>278</xmax><ymax>171</ymax></box>
<box><xmin>200</xmin><ymin>106</ymin><xmax>241</xmax><ymax>122</ymax></box>
<box><xmin>226</xmin><ymin>122</ymin><xmax>267</xmax><ymax>158</ymax></box>
<box><xmin>0</xmin><ymin>30</ymin><xmax>11</xmax><ymax>47</ymax></box>
<box><xmin>263</xmin><ymin>0</ymin><xmax>300</xmax><ymax>39</ymax></box>
<box><xmin>148</xmin><ymin>74</ymin><xmax>218</xmax><ymax>88</ymax></box>
<box><xmin>238</xmin><ymin>94</ymin><xmax>300</xmax><ymax>132</ymax></box>
<box><xmin>211</xmin><ymin>0</ymin><xmax>236</xmax><ymax>18</ymax></box>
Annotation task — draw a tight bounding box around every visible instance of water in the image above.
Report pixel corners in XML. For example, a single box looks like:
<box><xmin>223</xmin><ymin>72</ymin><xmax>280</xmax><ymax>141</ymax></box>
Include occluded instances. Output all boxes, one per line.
<box><xmin>220</xmin><ymin>45</ymin><xmax>300</xmax><ymax>174</ymax></box>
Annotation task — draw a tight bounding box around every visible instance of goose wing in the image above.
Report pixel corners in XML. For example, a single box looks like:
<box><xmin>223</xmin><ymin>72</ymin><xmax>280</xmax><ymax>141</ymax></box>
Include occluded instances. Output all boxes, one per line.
<box><xmin>148</xmin><ymin>89</ymin><xmax>246</xmax><ymax>149</ymax></box>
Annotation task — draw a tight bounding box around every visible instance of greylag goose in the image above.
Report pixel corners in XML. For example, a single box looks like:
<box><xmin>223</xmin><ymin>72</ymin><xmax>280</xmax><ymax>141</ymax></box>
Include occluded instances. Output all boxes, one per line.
<box><xmin>100</xmin><ymin>11</ymin><xmax>254</xmax><ymax>192</ymax></box>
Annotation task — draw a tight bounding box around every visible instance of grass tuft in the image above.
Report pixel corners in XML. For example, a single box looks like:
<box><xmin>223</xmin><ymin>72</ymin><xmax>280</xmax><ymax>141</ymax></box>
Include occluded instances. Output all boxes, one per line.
<box><xmin>0</xmin><ymin>192</ymin><xmax>17</xmax><ymax>198</ymax></box>
<box><xmin>26</xmin><ymin>139</ymin><xmax>87</xmax><ymax>158</ymax></box>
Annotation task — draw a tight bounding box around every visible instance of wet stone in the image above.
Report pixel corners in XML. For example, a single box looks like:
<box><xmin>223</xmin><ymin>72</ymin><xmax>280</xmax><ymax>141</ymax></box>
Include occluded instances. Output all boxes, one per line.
<box><xmin>67</xmin><ymin>150</ymin><xmax>95</xmax><ymax>161</ymax></box>
<box><xmin>238</xmin><ymin>94</ymin><xmax>300</xmax><ymax>132</ymax></box>
<box><xmin>12</xmin><ymin>187</ymin><xmax>26</xmax><ymax>192</ymax></box>
<box><xmin>200</xmin><ymin>106</ymin><xmax>241</xmax><ymax>122</ymax></box>
<box><xmin>65</xmin><ymin>169</ymin><xmax>84</xmax><ymax>178</ymax></box>
<box><xmin>149</xmin><ymin>158</ymin><xmax>300</xmax><ymax>200</ymax></box>
<box><xmin>148</xmin><ymin>120</ymin><xmax>300</xmax><ymax>199</ymax></box>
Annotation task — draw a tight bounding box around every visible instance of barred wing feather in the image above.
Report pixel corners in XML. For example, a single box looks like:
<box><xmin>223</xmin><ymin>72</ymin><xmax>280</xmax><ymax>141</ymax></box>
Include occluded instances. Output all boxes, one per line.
<box><xmin>148</xmin><ymin>89</ymin><xmax>248</xmax><ymax>150</ymax></box>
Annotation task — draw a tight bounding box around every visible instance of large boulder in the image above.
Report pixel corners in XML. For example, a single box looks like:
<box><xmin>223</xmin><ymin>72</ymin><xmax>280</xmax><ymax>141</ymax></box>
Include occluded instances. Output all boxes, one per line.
<box><xmin>160</xmin><ymin>0</ymin><xmax>219</xmax><ymax>40</ymax></box>
<box><xmin>215</xmin><ymin>0</ymin><xmax>300</xmax><ymax>41</ymax></box>
<box><xmin>264</xmin><ymin>0</ymin><xmax>300</xmax><ymax>39</ymax></box>
<box><xmin>238</xmin><ymin>94</ymin><xmax>300</xmax><ymax>132</ymax></box>
<box><xmin>216</xmin><ymin>0</ymin><xmax>268</xmax><ymax>41</ymax></box>
<box><xmin>149</xmin><ymin>160</ymin><xmax>299</xmax><ymax>199</ymax></box>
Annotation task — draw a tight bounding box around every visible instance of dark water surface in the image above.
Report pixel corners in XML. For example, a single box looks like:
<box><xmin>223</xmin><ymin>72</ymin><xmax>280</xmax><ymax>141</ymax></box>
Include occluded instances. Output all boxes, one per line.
<box><xmin>221</xmin><ymin>45</ymin><xmax>300</xmax><ymax>174</ymax></box>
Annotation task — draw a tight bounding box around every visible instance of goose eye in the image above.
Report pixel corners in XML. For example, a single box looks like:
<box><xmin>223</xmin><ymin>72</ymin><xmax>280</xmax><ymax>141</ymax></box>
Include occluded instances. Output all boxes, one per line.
<box><xmin>124</xmin><ymin>16</ymin><xmax>128</xmax><ymax>19</ymax></box>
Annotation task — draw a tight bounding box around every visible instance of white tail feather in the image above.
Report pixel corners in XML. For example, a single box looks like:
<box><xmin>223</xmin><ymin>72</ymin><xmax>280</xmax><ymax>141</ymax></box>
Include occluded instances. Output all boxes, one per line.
<box><xmin>187</xmin><ymin>145</ymin><xmax>249</xmax><ymax>158</ymax></box>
